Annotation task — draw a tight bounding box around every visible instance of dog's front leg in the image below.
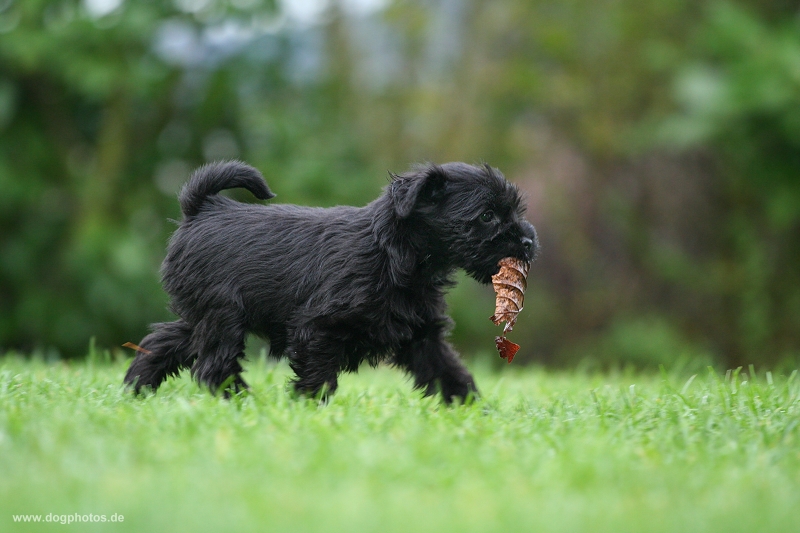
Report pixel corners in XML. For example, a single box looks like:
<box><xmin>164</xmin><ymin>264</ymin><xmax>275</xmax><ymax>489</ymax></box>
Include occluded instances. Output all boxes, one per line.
<box><xmin>396</xmin><ymin>325</ymin><xmax>478</xmax><ymax>404</ymax></box>
<box><xmin>288</xmin><ymin>329</ymin><xmax>341</xmax><ymax>401</ymax></box>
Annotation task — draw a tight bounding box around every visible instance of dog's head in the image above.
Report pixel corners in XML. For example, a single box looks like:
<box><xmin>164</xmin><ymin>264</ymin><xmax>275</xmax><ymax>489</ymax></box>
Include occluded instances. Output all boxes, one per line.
<box><xmin>389</xmin><ymin>162</ymin><xmax>538</xmax><ymax>283</ymax></box>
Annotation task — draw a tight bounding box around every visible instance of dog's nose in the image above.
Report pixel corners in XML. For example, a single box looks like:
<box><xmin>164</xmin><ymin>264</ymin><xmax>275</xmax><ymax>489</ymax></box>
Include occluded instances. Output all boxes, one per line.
<box><xmin>521</xmin><ymin>237</ymin><xmax>534</xmax><ymax>252</ymax></box>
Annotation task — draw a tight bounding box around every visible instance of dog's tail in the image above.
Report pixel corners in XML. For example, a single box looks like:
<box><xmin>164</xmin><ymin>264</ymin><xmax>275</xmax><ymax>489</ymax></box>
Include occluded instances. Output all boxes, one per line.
<box><xmin>178</xmin><ymin>160</ymin><xmax>275</xmax><ymax>217</ymax></box>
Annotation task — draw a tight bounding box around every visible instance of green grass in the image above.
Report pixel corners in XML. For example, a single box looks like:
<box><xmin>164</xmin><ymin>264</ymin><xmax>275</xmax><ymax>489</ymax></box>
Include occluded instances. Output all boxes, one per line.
<box><xmin>1</xmin><ymin>353</ymin><xmax>798</xmax><ymax>533</ymax></box>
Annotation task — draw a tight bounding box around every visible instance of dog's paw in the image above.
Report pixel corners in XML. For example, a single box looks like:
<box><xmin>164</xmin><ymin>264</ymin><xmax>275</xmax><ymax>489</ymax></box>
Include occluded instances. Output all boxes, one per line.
<box><xmin>291</xmin><ymin>379</ymin><xmax>338</xmax><ymax>403</ymax></box>
<box><xmin>123</xmin><ymin>364</ymin><xmax>164</xmax><ymax>395</ymax></box>
<box><xmin>439</xmin><ymin>373</ymin><xmax>480</xmax><ymax>405</ymax></box>
<box><xmin>219</xmin><ymin>375</ymin><xmax>250</xmax><ymax>399</ymax></box>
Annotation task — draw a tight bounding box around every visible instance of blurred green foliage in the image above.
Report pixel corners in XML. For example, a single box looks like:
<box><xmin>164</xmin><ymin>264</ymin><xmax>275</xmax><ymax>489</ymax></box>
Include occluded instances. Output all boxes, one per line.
<box><xmin>0</xmin><ymin>0</ymin><xmax>798</xmax><ymax>367</ymax></box>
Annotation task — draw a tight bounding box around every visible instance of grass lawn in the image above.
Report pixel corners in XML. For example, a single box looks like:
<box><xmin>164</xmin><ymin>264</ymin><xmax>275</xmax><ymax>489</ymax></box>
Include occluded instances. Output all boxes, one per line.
<box><xmin>1</xmin><ymin>352</ymin><xmax>798</xmax><ymax>532</ymax></box>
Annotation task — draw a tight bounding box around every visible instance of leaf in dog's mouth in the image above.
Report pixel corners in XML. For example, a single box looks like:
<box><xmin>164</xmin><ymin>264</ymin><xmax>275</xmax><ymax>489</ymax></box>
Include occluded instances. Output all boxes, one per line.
<box><xmin>490</xmin><ymin>257</ymin><xmax>530</xmax><ymax>363</ymax></box>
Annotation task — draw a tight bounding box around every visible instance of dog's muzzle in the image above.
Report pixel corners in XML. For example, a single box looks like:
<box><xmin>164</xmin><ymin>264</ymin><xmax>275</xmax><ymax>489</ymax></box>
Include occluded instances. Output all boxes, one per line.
<box><xmin>519</xmin><ymin>222</ymin><xmax>538</xmax><ymax>261</ymax></box>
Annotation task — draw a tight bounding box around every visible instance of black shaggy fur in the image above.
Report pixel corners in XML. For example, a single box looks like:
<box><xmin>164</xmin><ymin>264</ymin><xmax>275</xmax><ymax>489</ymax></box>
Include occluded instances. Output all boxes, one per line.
<box><xmin>124</xmin><ymin>160</ymin><xmax>538</xmax><ymax>403</ymax></box>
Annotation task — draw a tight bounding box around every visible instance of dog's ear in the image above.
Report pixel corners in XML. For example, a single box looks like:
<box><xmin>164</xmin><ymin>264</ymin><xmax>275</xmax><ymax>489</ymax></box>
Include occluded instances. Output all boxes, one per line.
<box><xmin>390</xmin><ymin>166</ymin><xmax>447</xmax><ymax>219</ymax></box>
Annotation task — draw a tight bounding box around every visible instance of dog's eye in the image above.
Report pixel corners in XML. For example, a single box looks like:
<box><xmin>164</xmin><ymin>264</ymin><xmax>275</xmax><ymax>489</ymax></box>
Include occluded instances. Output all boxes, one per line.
<box><xmin>479</xmin><ymin>211</ymin><xmax>495</xmax><ymax>223</ymax></box>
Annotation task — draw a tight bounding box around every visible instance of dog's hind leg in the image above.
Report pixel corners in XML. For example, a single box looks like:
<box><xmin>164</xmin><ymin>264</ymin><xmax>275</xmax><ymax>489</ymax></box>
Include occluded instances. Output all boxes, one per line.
<box><xmin>124</xmin><ymin>320</ymin><xmax>197</xmax><ymax>393</ymax></box>
<box><xmin>189</xmin><ymin>313</ymin><xmax>248</xmax><ymax>397</ymax></box>
<box><xmin>395</xmin><ymin>322</ymin><xmax>478</xmax><ymax>404</ymax></box>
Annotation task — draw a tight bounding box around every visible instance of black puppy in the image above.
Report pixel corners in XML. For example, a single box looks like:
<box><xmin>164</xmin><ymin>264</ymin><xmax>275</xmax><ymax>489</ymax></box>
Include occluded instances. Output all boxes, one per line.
<box><xmin>124</xmin><ymin>161</ymin><xmax>537</xmax><ymax>402</ymax></box>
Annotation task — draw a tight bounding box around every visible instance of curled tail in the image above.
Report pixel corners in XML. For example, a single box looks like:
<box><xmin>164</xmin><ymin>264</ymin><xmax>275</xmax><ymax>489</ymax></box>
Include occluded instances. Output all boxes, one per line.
<box><xmin>178</xmin><ymin>160</ymin><xmax>275</xmax><ymax>217</ymax></box>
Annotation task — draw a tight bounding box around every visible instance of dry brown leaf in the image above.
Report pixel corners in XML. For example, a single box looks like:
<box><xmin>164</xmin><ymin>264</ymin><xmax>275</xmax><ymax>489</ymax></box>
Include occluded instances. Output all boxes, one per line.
<box><xmin>495</xmin><ymin>336</ymin><xmax>520</xmax><ymax>363</ymax></box>
<box><xmin>489</xmin><ymin>257</ymin><xmax>530</xmax><ymax>363</ymax></box>
<box><xmin>490</xmin><ymin>257</ymin><xmax>530</xmax><ymax>334</ymax></box>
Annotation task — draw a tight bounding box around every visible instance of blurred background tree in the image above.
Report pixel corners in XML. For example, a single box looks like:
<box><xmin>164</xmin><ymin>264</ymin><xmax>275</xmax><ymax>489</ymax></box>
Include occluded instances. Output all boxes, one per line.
<box><xmin>0</xmin><ymin>0</ymin><xmax>798</xmax><ymax>369</ymax></box>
